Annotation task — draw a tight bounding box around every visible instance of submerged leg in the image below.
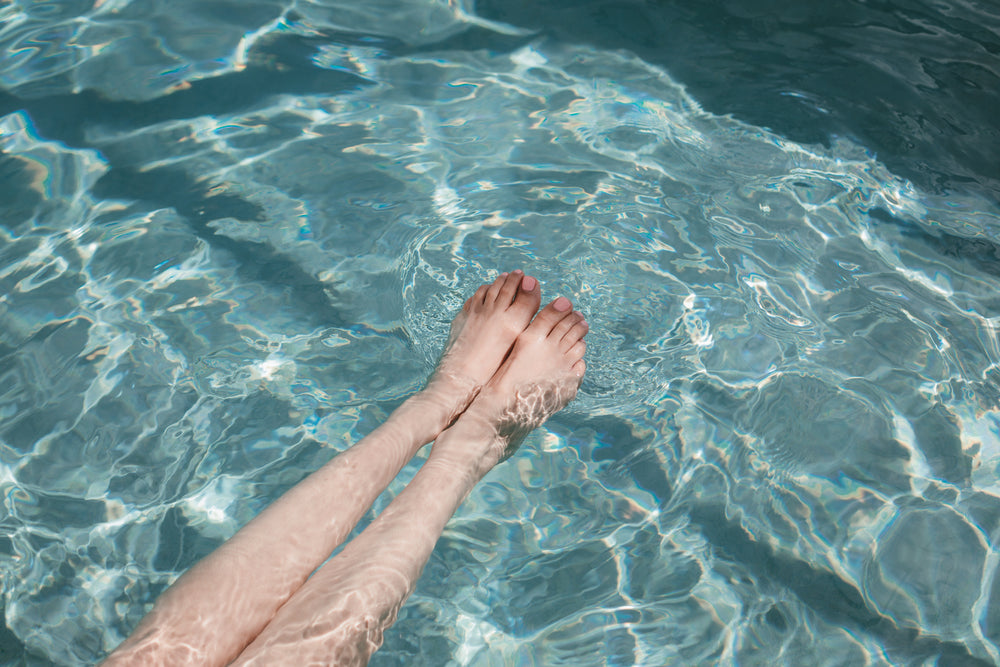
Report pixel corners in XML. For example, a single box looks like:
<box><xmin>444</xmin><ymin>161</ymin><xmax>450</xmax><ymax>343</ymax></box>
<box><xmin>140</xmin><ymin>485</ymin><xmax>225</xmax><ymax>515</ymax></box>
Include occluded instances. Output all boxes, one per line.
<box><xmin>230</xmin><ymin>296</ymin><xmax>588</xmax><ymax>666</ymax></box>
<box><xmin>103</xmin><ymin>271</ymin><xmax>541</xmax><ymax>667</ymax></box>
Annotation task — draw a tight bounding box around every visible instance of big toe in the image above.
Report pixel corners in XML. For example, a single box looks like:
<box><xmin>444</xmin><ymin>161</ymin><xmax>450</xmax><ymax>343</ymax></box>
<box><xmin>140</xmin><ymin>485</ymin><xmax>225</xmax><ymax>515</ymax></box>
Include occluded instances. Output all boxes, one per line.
<box><xmin>507</xmin><ymin>273</ymin><xmax>541</xmax><ymax>321</ymax></box>
<box><xmin>524</xmin><ymin>296</ymin><xmax>575</xmax><ymax>337</ymax></box>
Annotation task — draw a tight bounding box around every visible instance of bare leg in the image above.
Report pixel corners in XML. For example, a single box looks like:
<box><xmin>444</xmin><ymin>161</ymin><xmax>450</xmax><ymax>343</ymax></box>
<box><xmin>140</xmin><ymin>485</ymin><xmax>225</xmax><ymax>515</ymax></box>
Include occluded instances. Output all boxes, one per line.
<box><xmin>103</xmin><ymin>271</ymin><xmax>541</xmax><ymax>666</ymax></box>
<box><xmin>230</xmin><ymin>296</ymin><xmax>588</xmax><ymax>666</ymax></box>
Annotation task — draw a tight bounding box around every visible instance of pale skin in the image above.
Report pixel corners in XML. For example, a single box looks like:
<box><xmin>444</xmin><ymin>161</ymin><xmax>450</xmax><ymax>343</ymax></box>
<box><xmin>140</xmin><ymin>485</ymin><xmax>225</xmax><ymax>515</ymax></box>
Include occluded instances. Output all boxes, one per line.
<box><xmin>104</xmin><ymin>270</ymin><xmax>588</xmax><ymax>666</ymax></box>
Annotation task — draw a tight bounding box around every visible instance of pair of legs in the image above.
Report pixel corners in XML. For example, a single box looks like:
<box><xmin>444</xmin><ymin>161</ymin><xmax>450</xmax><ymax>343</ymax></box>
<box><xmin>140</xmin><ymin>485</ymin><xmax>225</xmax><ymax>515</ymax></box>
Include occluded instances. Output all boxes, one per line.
<box><xmin>103</xmin><ymin>270</ymin><xmax>588</xmax><ymax>666</ymax></box>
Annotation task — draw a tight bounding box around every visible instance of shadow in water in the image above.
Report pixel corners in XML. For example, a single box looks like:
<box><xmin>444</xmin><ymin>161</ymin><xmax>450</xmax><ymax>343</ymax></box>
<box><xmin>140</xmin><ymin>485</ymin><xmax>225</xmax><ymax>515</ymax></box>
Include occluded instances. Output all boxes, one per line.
<box><xmin>0</xmin><ymin>602</ymin><xmax>29</xmax><ymax>665</ymax></box>
<box><xmin>0</xmin><ymin>29</ymin><xmax>379</xmax><ymax>329</ymax></box>
<box><xmin>871</xmin><ymin>207</ymin><xmax>1000</xmax><ymax>277</ymax></box>
<box><xmin>90</xmin><ymin>165</ymin><xmax>347</xmax><ymax>329</ymax></box>
<box><xmin>588</xmin><ymin>412</ymin><xmax>995</xmax><ymax>666</ymax></box>
<box><xmin>474</xmin><ymin>0</ymin><xmax>1000</xmax><ymax>200</ymax></box>
<box><xmin>0</xmin><ymin>28</ymin><xmax>372</xmax><ymax>145</ymax></box>
<box><xmin>688</xmin><ymin>502</ymin><xmax>992</xmax><ymax>666</ymax></box>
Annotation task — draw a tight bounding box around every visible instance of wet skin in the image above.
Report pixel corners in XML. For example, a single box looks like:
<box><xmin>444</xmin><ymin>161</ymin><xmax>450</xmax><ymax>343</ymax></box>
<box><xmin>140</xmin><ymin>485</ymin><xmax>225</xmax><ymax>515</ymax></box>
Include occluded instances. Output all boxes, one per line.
<box><xmin>104</xmin><ymin>272</ymin><xmax>587</xmax><ymax>666</ymax></box>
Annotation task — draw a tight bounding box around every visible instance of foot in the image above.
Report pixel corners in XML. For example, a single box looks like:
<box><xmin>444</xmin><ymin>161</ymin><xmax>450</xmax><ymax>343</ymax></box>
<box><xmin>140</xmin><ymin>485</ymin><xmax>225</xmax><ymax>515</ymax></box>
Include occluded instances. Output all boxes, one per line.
<box><xmin>418</xmin><ymin>270</ymin><xmax>541</xmax><ymax>423</ymax></box>
<box><xmin>434</xmin><ymin>295</ymin><xmax>588</xmax><ymax>469</ymax></box>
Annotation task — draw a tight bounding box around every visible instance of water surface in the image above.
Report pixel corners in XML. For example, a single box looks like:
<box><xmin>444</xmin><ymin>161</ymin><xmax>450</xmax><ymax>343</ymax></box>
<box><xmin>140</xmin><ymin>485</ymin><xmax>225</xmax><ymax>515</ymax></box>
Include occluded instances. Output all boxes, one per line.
<box><xmin>1</xmin><ymin>1</ymin><xmax>999</xmax><ymax>665</ymax></box>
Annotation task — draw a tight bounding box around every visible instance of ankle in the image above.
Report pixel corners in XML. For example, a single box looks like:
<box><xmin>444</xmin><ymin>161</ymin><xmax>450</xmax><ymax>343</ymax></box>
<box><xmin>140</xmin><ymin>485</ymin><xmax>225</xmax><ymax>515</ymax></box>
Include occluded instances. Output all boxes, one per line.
<box><xmin>408</xmin><ymin>374</ymin><xmax>482</xmax><ymax>428</ymax></box>
<box><xmin>428</xmin><ymin>413</ymin><xmax>509</xmax><ymax>476</ymax></box>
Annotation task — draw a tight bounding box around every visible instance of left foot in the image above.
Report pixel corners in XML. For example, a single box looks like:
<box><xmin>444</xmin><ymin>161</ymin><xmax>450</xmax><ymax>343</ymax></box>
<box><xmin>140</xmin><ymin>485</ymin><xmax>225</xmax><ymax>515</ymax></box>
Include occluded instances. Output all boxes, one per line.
<box><xmin>418</xmin><ymin>270</ymin><xmax>541</xmax><ymax>422</ymax></box>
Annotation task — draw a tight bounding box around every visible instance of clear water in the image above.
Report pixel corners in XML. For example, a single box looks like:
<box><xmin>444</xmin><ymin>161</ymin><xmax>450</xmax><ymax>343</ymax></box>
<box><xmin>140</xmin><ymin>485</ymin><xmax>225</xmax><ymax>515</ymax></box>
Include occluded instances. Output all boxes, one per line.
<box><xmin>1</xmin><ymin>1</ymin><xmax>999</xmax><ymax>665</ymax></box>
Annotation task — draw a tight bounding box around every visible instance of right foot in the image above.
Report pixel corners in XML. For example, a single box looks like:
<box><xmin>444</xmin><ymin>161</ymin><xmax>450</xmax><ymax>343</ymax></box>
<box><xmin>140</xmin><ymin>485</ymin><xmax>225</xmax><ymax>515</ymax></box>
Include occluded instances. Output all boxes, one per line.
<box><xmin>419</xmin><ymin>270</ymin><xmax>541</xmax><ymax>421</ymax></box>
<box><xmin>436</xmin><ymin>296</ymin><xmax>588</xmax><ymax>468</ymax></box>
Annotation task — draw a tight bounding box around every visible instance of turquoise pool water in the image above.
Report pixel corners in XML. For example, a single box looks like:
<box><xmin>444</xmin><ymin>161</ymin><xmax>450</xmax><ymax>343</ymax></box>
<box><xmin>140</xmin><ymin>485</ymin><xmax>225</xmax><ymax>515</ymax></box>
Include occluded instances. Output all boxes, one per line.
<box><xmin>1</xmin><ymin>0</ymin><xmax>999</xmax><ymax>664</ymax></box>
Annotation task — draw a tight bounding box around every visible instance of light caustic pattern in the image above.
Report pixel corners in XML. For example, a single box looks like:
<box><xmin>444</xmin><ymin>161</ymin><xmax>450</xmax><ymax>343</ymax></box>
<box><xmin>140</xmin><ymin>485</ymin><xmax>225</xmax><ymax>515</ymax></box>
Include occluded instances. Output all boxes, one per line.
<box><xmin>1</xmin><ymin>0</ymin><xmax>1000</xmax><ymax>665</ymax></box>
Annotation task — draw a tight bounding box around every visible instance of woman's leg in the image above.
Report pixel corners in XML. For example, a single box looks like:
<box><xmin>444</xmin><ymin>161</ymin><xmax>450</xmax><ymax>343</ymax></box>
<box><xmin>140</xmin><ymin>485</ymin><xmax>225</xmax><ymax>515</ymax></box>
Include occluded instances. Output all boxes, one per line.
<box><xmin>230</xmin><ymin>296</ymin><xmax>588</xmax><ymax>666</ymax></box>
<box><xmin>103</xmin><ymin>271</ymin><xmax>541</xmax><ymax>667</ymax></box>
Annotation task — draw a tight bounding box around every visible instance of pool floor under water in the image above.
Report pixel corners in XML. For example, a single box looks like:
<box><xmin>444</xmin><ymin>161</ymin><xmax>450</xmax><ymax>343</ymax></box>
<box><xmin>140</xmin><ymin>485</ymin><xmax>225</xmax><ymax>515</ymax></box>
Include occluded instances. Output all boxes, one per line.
<box><xmin>1</xmin><ymin>1</ymin><xmax>999</xmax><ymax>665</ymax></box>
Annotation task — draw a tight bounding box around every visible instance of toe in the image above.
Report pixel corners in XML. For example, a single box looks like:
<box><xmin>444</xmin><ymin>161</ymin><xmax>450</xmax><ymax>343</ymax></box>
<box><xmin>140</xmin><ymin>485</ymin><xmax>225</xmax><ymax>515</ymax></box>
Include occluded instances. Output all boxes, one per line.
<box><xmin>465</xmin><ymin>284</ymin><xmax>489</xmax><ymax>311</ymax></box>
<box><xmin>550</xmin><ymin>311</ymin><xmax>584</xmax><ymax>342</ymax></box>
<box><xmin>484</xmin><ymin>272</ymin><xmax>509</xmax><ymax>304</ymax></box>
<box><xmin>527</xmin><ymin>297</ymin><xmax>575</xmax><ymax>336</ymax></box>
<box><xmin>509</xmin><ymin>273</ymin><xmax>541</xmax><ymax>318</ymax></box>
<box><xmin>560</xmin><ymin>318</ymin><xmax>589</xmax><ymax>351</ymax></box>
<box><xmin>496</xmin><ymin>269</ymin><xmax>523</xmax><ymax>307</ymax></box>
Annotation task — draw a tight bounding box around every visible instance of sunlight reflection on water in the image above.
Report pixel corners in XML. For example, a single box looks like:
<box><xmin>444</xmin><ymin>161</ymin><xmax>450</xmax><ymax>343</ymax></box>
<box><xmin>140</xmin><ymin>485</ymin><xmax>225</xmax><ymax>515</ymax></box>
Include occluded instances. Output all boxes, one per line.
<box><xmin>1</xmin><ymin>1</ymin><xmax>999</xmax><ymax>665</ymax></box>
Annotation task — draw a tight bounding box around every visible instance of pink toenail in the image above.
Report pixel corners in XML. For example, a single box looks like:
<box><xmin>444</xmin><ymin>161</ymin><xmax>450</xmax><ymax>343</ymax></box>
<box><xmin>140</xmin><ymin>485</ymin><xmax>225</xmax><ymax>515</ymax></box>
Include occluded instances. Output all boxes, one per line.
<box><xmin>522</xmin><ymin>275</ymin><xmax>537</xmax><ymax>291</ymax></box>
<box><xmin>553</xmin><ymin>296</ymin><xmax>571</xmax><ymax>311</ymax></box>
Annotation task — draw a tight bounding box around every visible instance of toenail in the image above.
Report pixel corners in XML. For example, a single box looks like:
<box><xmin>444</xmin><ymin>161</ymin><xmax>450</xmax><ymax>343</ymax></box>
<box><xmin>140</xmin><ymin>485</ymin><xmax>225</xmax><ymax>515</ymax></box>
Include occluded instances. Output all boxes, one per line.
<box><xmin>553</xmin><ymin>296</ymin><xmax>571</xmax><ymax>311</ymax></box>
<box><xmin>522</xmin><ymin>275</ymin><xmax>537</xmax><ymax>291</ymax></box>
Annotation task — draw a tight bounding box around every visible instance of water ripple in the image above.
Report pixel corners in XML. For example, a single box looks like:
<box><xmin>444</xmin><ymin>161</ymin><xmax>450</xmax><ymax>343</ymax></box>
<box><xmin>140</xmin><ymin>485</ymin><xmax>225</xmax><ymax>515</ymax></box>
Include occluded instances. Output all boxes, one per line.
<box><xmin>1</xmin><ymin>2</ymin><xmax>999</xmax><ymax>665</ymax></box>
